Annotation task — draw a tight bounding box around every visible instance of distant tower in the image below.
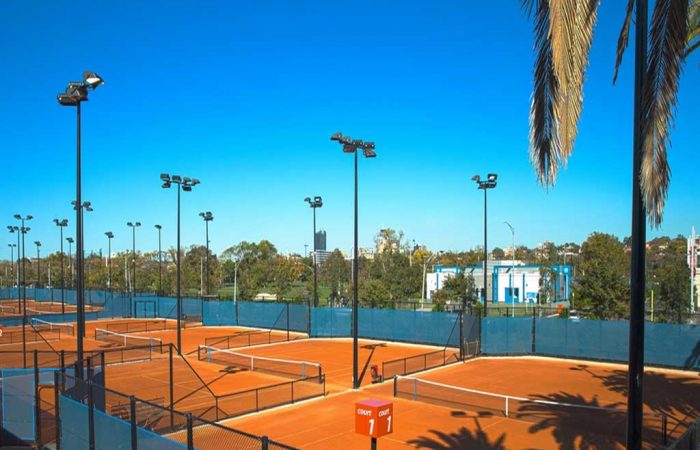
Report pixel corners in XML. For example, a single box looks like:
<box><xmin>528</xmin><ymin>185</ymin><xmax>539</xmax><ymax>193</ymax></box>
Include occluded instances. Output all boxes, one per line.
<box><xmin>315</xmin><ymin>230</ymin><xmax>327</xmax><ymax>252</ymax></box>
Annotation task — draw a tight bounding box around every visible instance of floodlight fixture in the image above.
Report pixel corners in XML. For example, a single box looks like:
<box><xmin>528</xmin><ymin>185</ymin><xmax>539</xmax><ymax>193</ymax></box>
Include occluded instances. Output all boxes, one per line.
<box><xmin>154</xmin><ymin>225</ymin><xmax>161</xmax><ymax>230</ymax></box>
<box><xmin>105</xmin><ymin>231</ymin><xmax>114</xmax><ymax>238</ymax></box>
<box><xmin>330</xmin><ymin>132</ymin><xmax>342</xmax><ymax>141</ymax></box>
<box><xmin>82</xmin><ymin>71</ymin><xmax>104</xmax><ymax>89</ymax></box>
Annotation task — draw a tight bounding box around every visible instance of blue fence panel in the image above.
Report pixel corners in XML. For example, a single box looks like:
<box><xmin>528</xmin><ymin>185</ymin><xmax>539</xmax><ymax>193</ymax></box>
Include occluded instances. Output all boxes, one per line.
<box><xmin>203</xmin><ymin>300</ymin><xmax>236</xmax><ymax>326</ymax></box>
<box><xmin>1</xmin><ymin>369</ymin><xmax>57</xmax><ymax>442</ymax></box>
<box><xmin>93</xmin><ymin>406</ymin><xmax>132</xmax><ymax>449</ymax></box>
<box><xmin>481</xmin><ymin>317</ymin><xmax>533</xmax><ymax>354</ymax></box>
<box><xmin>1</xmin><ymin>369</ymin><xmax>35</xmax><ymax>441</ymax></box>
<box><xmin>645</xmin><ymin>322</ymin><xmax>700</xmax><ymax>369</ymax></box>
<box><xmin>182</xmin><ymin>297</ymin><xmax>203</xmax><ymax>318</ymax></box>
<box><xmin>60</xmin><ymin>395</ymin><xmax>89</xmax><ymax>449</ymax></box>
<box><xmin>238</xmin><ymin>301</ymin><xmax>286</xmax><ymax>330</ymax></box>
<box><xmin>311</xmin><ymin>307</ymin><xmax>351</xmax><ymax>337</ymax></box>
<box><xmin>357</xmin><ymin>309</ymin><xmax>460</xmax><ymax>347</ymax></box>
<box><xmin>288</xmin><ymin>303</ymin><xmax>309</xmax><ymax>333</ymax></box>
<box><xmin>60</xmin><ymin>394</ymin><xmax>187</xmax><ymax>450</ymax></box>
<box><xmin>535</xmin><ymin>318</ymin><xmax>628</xmax><ymax>361</ymax></box>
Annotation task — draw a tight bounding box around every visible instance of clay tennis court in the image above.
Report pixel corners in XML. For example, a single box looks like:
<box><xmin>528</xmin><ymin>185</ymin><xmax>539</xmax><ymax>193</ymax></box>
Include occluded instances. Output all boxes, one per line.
<box><xmin>217</xmin><ymin>357</ymin><xmax>700</xmax><ymax>449</ymax></box>
<box><xmin>233</xmin><ymin>338</ymin><xmax>459</xmax><ymax>392</ymax></box>
<box><xmin>0</xmin><ymin>298</ymin><xmax>102</xmax><ymax>317</ymax></box>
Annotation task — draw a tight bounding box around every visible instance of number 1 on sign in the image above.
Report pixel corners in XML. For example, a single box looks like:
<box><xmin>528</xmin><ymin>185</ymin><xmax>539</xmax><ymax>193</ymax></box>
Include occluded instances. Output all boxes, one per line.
<box><xmin>369</xmin><ymin>419</ymin><xmax>374</xmax><ymax>435</ymax></box>
<box><xmin>387</xmin><ymin>416</ymin><xmax>391</xmax><ymax>432</ymax></box>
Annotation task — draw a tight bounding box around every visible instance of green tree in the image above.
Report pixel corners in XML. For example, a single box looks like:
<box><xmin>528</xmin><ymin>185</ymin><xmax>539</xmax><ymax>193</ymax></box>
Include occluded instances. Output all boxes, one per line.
<box><xmin>649</xmin><ymin>236</ymin><xmax>691</xmax><ymax>323</ymax></box>
<box><xmin>574</xmin><ymin>233</ymin><xmax>629</xmax><ymax>319</ymax></box>
<box><xmin>361</xmin><ymin>279</ymin><xmax>391</xmax><ymax>308</ymax></box>
<box><xmin>319</xmin><ymin>250</ymin><xmax>350</xmax><ymax>304</ymax></box>
<box><xmin>431</xmin><ymin>272</ymin><xmax>477</xmax><ymax>310</ymax></box>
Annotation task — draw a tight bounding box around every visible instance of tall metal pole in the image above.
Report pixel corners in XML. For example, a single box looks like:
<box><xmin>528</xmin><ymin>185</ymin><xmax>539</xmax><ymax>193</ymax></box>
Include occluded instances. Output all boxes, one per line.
<box><xmin>205</xmin><ymin>219</ymin><xmax>210</xmax><ymax>296</ymax></box>
<box><xmin>158</xmin><ymin>227</ymin><xmax>162</xmax><ymax>296</ymax></box>
<box><xmin>312</xmin><ymin>207</ymin><xmax>318</xmax><ymax>308</ymax></box>
<box><xmin>176</xmin><ymin>186</ymin><xmax>182</xmax><ymax>353</ymax></box>
<box><xmin>483</xmin><ymin>188</ymin><xmax>488</xmax><ymax>316</ymax></box>
<box><xmin>352</xmin><ymin>149</ymin><xmax>359</xmax><ymax>389</ymax></box>
<box><xmin>21</xmin><ymin>223</ymin><xmax>27</xmax><ymax>368</ymax></box>
<box><xmin>627</xmin><ymin>0</ymin><xmax>648</xmax><ymax>447</ymax></box>
<box><xmin>107</xmin><ymin>237</ymin><xmax>112</xmax><ymax>293</ymax></box>
<box><xmin>131</xmin><ymin>226</ymin><xmax>136</xmax><ymax>298</ymax></box>
<box><xmin>76</xmin><ymin>100</ymin><xmax>85</xmax><ymax>370</ymax></box>
<box><xmin>16</xmin><ymin>232</ymin><xmax>20</xmax><ymax>312</ymax></box>
<box><xmin>35</xmin><ymin>243</ymin><xmax>41</xmax><ymax>288</ymax></box>
<box><xmin>60</xmin><ymin>225</ymin><xmax>65</xmax><ymax>314</ymax></box>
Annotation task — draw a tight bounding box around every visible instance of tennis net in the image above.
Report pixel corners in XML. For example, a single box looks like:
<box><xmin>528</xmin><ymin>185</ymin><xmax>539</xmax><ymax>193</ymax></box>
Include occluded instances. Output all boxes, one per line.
<box><xmin>198</xmin><ymin>345</ymin><xmax>322</xmax><ymax>382</ymax></box>
<box><xmin>0</xmin><ymin>305</ymin><xmax>17</xmax><ymax>314</ymax></box>
<box><xmin>95</xmin><ymin>328</ymin><xmax>163</xmax><ymax>352</ymax></box>
<box><xmin>394</xmin><ymin>376</ymin><xmax>669</xmax><ymax>445</ymax></box>
<box><xmin>30</xmin><ymin>318</ymin><xmax>75</xmax><ymax>335</ymax></box>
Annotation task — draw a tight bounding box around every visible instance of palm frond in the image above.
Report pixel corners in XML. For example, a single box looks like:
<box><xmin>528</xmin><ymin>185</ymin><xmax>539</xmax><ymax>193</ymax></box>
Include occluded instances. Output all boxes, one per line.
<box><xmin>613</xmin><ymin>0</ymin><xmax>636</xmax><ymax>84</ymax></box>
<box><xmin>685</xmin><ymin>0</ymin><xmax>700</xmax><ymax>57</ymax></box>
<box><xmin>525</xmin><ymin>0</ymin><xmax>599</xmax><ymax>185</ymax></box>
<box><xmin>551</xmin><ymin>0</ymin><xmax>599</xmax><ymax>161</ymax></box>
<box><xmin>642</xmin><ymin>0</ymin><xmax>690</xmax><ymax>226</ymax></box>
<box><xmin>527</xmin><ymin>0</ymin><xmax>562</xmax><ymax>186</ymax></box>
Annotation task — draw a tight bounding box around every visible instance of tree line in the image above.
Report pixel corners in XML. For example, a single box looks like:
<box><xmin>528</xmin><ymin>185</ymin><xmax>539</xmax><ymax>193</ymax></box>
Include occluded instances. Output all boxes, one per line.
<box><xmin>0</xmin><ymin>229</ymin><xmax>694</xmax><ymax>323</ymax></box>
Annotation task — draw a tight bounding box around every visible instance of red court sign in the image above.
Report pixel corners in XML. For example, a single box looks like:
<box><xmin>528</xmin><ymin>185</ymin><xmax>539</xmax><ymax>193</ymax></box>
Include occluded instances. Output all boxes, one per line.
<box><xmin>355</xmin><ymin>399</ymin><xmax>393</xmax><ymax>438</ymax></box>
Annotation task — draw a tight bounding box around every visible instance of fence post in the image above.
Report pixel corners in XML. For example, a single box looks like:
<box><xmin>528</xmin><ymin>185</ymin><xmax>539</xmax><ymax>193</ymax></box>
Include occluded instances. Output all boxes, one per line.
<box><xmin>286</xmin><ymin>302</ymin><xmax>290</xmax><ymax>341</ymax></box>
<box><xmin>478</xmin><ymin>303</ymin><xmax>484</xmax><ymax>356</ymax></box>
<box><xmin>169</xmin><ymin>344</ymin><xmax>174</xmax><ymax>430</ymax></box>
<box><xmin>130</xmin><ymin>396</ymin><xmax>137</xmax><ymax>450</ymax></box>
<box><xmin>34</xmin><ymin>350</ymin><xmax>42</xmax><ymax>448</ymax></box>
<box><xmin>186</xmin><ymin>413</ymin><xmax>194</xmax><ymax>450</ymax></box>
<box><xmin>459</xmin><ymin>310</ymin><xmax>464</xmax><ymax>361</ymax></box>
<box><xmin>88</xmin><ymin>381</ymin><xmax>95</xmax><ymax>450</ymax></box>
<box><xmin>54</xmin><ymin>371</ymin><xmax>61</xmax><ymax>450</ymax></box>
<box><xmin>531</xmin><ymin>306</ymin><xmax>537</xmax><ymax>354</ymax></box>
<box><xmin>261</xmin><ymin>436</ymin><xmax>269</xmax><ymax>450</ymax></box>
<box><xmin>60</xmin><ymin>350</ymin><xmax>65</xmax><ymax>371</ymax></box>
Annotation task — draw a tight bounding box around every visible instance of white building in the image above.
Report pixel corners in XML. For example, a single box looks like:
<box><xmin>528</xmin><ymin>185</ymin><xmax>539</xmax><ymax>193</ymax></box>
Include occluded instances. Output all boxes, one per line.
<box><xmin>689</xmin><ymin>227</ymin><xmax>699</xmax><ymax>311</ymax></box>
<box><xmin>426</xmin><ymin>260</ymin><xmax>572</xmax><ymax>304</ymax></box>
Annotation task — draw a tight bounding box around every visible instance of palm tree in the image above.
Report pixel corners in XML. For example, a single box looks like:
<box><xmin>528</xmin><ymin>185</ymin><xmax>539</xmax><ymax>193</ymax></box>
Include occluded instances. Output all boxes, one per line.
<box><xmin>523</xmin><ymin>1</ymin><xmax>698</xmax><ymax>448</ymax></box>
<box><xmin>525</xmin><ymin>0</ymin><xmax>698</xmax><ymax>224</ymax></box>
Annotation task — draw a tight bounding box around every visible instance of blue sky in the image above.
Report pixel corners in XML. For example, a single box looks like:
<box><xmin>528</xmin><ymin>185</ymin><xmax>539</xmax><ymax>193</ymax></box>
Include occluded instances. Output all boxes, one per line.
<box><xmin>1</xmin><ymin>1</ymin><xmax>698</xmax><ymax>257</ymax></box>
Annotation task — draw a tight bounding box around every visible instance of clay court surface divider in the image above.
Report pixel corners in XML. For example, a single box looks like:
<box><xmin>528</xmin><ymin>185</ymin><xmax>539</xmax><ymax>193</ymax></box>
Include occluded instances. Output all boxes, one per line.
<box><xmin>56</xmin><ymin>370</ymin><xmax>298</xmax><ymax>449</ymax></box>
<box><xmin>481</xmin><ymin>316</ymin><xmax>700</xmax><ymax>370</ymax></box>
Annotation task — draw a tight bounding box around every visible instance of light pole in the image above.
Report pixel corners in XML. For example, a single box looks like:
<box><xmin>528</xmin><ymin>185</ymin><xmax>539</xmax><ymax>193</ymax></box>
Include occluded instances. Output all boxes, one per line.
<box><xmin>57</xmin><ymin>70</ymin><xmax>104</xmax><ymax>374</ymax></box>
<box><xmin>14</xmin><ymin>214</ymin><xmax>32</xmax><ymax>369</ymax></box>
<box><xmin>34</xmin><ymin>241</ymin><xmax>42</xmax><ymax>289</ymax></box>
<box><xmin>105</xmin><ymin>232</ymin><xmax>114</xmax><ymax>294</ymax></box>
<box><xmin>126</xmin><ymin>222</ymin><xmax>141</xmax><ymax>301</ymax></box>
<box><xmin>330</xmin><ymin>132</ymin><xmax>376</xmax><ymax>390</ymax></box>
<box><xmin>161</xmin><ymin>174</ymin><xmax>200</xmax><ymax>353</ymax></box>
<box><xmin>8</xmin><ymin>226</ymin><xmax>21</xmax><ymax>311</ymax></box>
<box><xmin>66</xmin><ymin>237</ymin><xmax>74</xmax><ymax>289</ymax></box>
<box><xmin>304</xmin><ymin>197</ymin><xmax>323</xmax><ymax>311</ymax></box>
<box><xmin>472</xmin><ymin>174</ymin><xmax>497</xmax><ymax>317</ymax></box>
<box><xmin>198</xmin><ymin>212</ymin><xmax>213</xmax><ymax>296</ymax></box>
<box><xmin>54</xmin><ymin>219</ymin><xmax>68</xmax><ymax>314</ymax></box>
<box><xmin>7</xmin><ymin>244</ymin><xmax>16</xmax><ymax>289</ymax></box>
<box><xmin>504</xmin><ymin>221</ymin><xmax>515</xmax><ymax>317</ymax></box>
<box><xmin>154</xmin><ymin>225</ymin><xmax>162</xmax><ymax>296</ymax></box>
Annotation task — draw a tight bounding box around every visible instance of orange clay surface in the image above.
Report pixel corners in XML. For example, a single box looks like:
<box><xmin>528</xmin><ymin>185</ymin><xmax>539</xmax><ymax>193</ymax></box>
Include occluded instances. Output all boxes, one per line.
<box><xmin>219</xmin><ymin>357</ymin><xmax>700</xmax><ymax>450</ymax></box>
<box><xmin>0</xmin><ymin>298</ymin><xmax>101</xmax><ymax>317</ymax></box>
<box><xmin>234</xmin><ymin>338</ymin><xmax>456</xmax><ymax>392</ymax></box>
